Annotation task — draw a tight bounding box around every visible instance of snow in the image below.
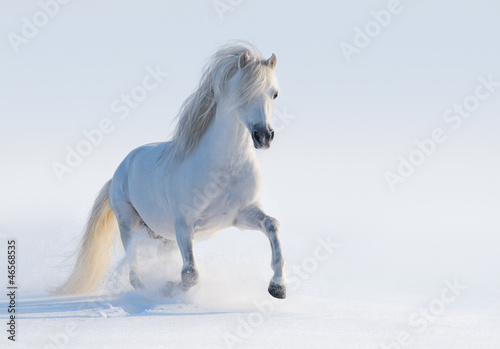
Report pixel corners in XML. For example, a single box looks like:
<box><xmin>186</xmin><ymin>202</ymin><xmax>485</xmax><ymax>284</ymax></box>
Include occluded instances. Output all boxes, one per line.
<box><xmin>2</xmin><ymin>223</ymin><xmax>500</xmax><ymax>348</ymax></box>
<box><xmin>6</xmin><ymin>291</ymin><xmax>500</xmax><ymax>348</ymax></box>
<box><xmin>1</xmin><ymin>1</ymin><xmax>500</xmax><ymax>348</ymax></box>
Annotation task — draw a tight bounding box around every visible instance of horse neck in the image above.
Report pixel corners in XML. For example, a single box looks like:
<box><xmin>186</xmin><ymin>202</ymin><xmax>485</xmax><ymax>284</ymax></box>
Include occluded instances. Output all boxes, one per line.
<box><xmin>196</xmin><ymin>104</ymin><xmax>254</xmax><ymax>166</ymax></box>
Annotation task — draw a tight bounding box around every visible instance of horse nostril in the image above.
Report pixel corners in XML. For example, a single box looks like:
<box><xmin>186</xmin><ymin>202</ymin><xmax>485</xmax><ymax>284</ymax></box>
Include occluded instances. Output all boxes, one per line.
<box><xmin>270</xmin><ymin>130</ymin><xmax>275</xmax><ymax>141</ymax></box>
<box><xmin>253</xmin><ymin>130</ymin><xmax>260</xmax><ymax>140</ymax></box>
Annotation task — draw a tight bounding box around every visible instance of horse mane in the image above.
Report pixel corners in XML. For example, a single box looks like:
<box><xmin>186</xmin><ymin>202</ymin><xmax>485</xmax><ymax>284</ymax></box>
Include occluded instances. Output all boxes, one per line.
<box><xmin>165</xmin><ymin>42</ymin><xmax>274</xmax><ymax>165</ymax></box>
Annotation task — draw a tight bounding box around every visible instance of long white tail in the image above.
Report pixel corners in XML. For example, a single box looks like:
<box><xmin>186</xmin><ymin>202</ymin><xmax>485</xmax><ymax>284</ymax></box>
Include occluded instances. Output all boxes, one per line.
<box><xmin>59</xmin><ymin>180</ymin><xmax>118</xmax><ymax>295</ymax></box>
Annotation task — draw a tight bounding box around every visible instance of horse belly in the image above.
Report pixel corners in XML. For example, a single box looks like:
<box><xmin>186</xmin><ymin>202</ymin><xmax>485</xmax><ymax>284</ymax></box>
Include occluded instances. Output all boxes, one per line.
<box><xmin>193</xmin><ymin>212</ymin><xmax>235</xmax><ymax>241</ymax></box>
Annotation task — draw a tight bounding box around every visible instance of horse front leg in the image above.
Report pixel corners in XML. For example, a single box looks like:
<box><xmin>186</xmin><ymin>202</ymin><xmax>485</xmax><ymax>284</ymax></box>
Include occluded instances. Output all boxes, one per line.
<box><xmin>235</xmin><ymin>204</ymin><xmax>286</xmax><ymax>299</ymax></box>
<box><xmin>174</xmin><ymin>219</ymin><xmax>199</xmax><ymax>291</ymax></box>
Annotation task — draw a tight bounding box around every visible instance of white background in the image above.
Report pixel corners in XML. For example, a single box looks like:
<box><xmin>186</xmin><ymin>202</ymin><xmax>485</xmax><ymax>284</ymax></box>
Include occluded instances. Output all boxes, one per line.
<box><xmin>1</xmin><ymin>1</ymin><xmax>499</xmax><ymax>348</ymax></box>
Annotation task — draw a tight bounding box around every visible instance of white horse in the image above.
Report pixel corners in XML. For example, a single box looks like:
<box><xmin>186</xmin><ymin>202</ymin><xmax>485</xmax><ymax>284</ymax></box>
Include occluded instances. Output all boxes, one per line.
<box><xmin>60</xmin><ymin>43</ymin><xmax>286</xmax><ymax>299</ymax></box>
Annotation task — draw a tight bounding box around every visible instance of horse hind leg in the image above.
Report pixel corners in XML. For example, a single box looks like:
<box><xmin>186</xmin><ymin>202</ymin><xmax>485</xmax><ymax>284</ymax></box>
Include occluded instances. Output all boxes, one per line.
<box><xmin>112</xmin><ymin>200</ymin><xmax>147</xmax><ymax>290</ymax></box>
<box><xmin>127</xmin><ymin>237</ymin><xmax>145</xmax><ymax>290</ymax></box>
<box><xmin>125</xmin><ymin>222</ymin><xmax>177</xmax><ymax>291</ymax></box>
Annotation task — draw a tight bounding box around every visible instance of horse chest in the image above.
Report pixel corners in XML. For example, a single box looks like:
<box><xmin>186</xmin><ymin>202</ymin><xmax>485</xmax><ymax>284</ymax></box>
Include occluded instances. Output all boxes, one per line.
<box><xmin>193</xmin><ymin>164</ymin><xmax>260</xmax><ymax>236</ymax></box>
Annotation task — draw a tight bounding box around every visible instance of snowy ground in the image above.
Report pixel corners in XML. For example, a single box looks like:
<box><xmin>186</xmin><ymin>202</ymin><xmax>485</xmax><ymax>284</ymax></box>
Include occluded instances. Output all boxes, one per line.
<box><xmin>1</xmin><ymin>1</ymin><xmax>500</xmax><ymax>348</ymax></box>
<box><xmin>8</xmin><ymin>292</ymin><xmax>500</xmax><ymax>349</ymax></box>
<box><xmin>2</xmin><ymin>220</ymin><xmax>500</xmax><ymax>349</ymax></box>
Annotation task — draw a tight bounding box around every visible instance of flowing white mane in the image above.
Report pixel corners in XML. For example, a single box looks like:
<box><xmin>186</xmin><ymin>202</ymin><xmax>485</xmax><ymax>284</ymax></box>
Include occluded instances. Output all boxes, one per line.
<box><xmin>167</xmin><ymin>43</ymin><xmax>274</xmax><ymax>163</ymax></box>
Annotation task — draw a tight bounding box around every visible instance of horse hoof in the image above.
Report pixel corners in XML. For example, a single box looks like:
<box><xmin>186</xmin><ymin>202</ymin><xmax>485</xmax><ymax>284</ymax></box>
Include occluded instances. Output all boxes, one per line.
<box><xmin>268</xmin><ymin>282</ymin><xmax>286</xmax><ymax>299</ymax></box>
<box><xmin>181</xmin><ymin>266</ymin><xmax>199</xmax><ymax>288</ymax></box>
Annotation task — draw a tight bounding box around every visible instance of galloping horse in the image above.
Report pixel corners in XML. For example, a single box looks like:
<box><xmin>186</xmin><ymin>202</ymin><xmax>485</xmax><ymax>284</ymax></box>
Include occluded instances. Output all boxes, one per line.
<box><xmin>61</xmin><ymin>43</ymin><xmax>286</xmax><ymax>299</ymax></box>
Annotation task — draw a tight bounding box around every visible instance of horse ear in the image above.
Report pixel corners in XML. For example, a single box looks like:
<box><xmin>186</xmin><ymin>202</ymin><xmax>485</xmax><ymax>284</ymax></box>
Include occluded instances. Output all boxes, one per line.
<box><xmin>238</xmin><ymin>51</ymin><xmax>250</xmax><ymax>69</ymax></box>
<box><xmin>267</xmin><ymin>53</ymin><xmax>277</xmax><ymax>69</ymax></box>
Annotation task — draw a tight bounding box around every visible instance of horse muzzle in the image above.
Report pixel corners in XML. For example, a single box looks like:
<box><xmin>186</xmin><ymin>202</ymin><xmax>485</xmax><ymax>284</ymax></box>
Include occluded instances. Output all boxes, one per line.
<box><xmin>252</xmin><ymin>127</ymin><xmax>275</xmax><ymax>149</ymax></box>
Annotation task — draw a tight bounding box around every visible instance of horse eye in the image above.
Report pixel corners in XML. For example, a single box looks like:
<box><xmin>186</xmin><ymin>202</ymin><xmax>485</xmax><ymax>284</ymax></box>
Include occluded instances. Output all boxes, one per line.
<box><xmin>273</xmin><ymin>92</ymin><xmax>278</xmax><ymax>99</ymax></box>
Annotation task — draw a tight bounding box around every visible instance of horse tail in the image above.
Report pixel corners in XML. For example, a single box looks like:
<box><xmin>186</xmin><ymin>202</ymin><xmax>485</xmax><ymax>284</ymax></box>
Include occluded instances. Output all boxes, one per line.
<box><xmin>59</xmin><ymin>180</ymin><xmax>118</xmax><ymax>295</ymax></box>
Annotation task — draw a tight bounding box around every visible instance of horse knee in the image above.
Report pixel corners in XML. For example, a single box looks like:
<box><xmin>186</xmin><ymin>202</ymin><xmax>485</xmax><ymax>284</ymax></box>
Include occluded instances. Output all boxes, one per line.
<box><xmin>263</xmin><ymin>216</ymin><xmax>280</xmax><ymax>235</ymax></box>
